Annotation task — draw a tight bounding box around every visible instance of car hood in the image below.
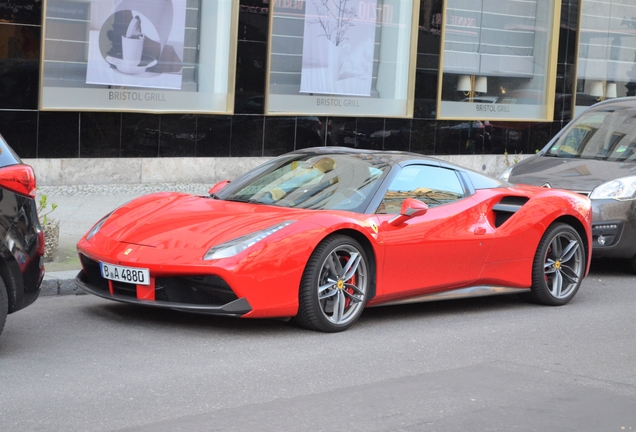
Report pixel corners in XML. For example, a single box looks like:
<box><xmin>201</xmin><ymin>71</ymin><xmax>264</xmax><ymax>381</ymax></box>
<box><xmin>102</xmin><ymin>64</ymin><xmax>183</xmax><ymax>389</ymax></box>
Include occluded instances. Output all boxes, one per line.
<box><xmin>95</xmin><ymin>192</ymin><xmax>311</xmax><ymax>250</ymax></box>
<box><xmin>509</xmin><ymin>155</ymin><xmax>636</xmax><ymax>192</ymax></box>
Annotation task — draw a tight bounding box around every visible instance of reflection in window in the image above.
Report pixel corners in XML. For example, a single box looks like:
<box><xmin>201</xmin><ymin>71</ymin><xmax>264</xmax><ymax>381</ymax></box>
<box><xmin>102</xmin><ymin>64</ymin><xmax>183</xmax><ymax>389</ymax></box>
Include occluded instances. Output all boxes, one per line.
<box><xmin>575</xmin><ymin>0</ymin><xmax>636</xmax><ymax>116</ymax></box>
<box><xmin>219</xmin><ymin>153</ymin><xmax>390</xmax><ymax>212</ymax></box>
<box><xmin>267</xmin><ymin>0</ymin><xmax>418</xmax><ymax>117</ymax></box>
<box><xmin>438</xmin><ymin>0</ymin><xmax>559</xmax><ymax>120</ymax></box>
<box><xmin>377</xmin><ymin>165</ymin><xmax>467</xmax><ymax>214</ymax></box>
<box><xmin>547</xmin><ymin>108</ymin><xmax>636</xmax><ymax>161</ymax></box>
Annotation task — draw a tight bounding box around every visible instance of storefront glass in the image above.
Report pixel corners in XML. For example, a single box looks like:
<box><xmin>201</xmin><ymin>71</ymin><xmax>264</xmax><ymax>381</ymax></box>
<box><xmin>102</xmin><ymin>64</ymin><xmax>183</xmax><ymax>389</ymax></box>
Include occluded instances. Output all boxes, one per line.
<box><xmin>437</xmin><ymin>0</ymin><xmax>561</xmax><ymax>121</ymax></box>
<box><xmin>266</xmin><ymin>0</ymin><xmax>420</xmax><ymax>117</ymax></box>
<box><xmin>40</xmin><ymin>0</ymin><xmax>238</xmax><ymax>113</ymax></box>
<box><xmin>575</xmin><ymin>0</ymin><xmax>636</xmax><ymax>116</ymax></box>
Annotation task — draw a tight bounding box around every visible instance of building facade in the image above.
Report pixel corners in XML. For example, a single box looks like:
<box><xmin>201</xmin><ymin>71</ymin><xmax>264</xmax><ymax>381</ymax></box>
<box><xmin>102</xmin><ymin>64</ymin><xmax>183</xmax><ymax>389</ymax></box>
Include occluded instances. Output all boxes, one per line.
<box><xmin>0</xmin><ymin>0</ymin><xmax>630</xmax><ymax>184</ymax></box>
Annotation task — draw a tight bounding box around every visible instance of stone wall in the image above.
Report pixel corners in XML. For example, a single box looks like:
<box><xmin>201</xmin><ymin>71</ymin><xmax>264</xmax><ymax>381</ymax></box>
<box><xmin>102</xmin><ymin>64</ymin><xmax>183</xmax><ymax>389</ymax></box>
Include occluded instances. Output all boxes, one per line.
<box><xmin>25</xmin><ymin>154</ymin><xmax>532</xmax><ymax>187</ymax></box>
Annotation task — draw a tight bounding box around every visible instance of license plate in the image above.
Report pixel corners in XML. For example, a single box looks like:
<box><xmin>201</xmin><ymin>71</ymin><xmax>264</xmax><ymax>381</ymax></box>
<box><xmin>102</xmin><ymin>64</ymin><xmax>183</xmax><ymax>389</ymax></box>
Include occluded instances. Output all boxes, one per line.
<box><xmin>100</xmin><ymin>262</ymin><xmax>150</xmax><ymax>286</ymax></box>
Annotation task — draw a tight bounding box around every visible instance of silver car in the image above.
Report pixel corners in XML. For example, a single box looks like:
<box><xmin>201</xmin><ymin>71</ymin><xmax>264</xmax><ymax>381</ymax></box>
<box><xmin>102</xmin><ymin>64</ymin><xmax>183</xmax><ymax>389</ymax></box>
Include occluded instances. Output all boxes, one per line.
<box><xmin>500</xmin><ymin>97</ymin><xmax>636</xmax><ymax>272</ymax></box>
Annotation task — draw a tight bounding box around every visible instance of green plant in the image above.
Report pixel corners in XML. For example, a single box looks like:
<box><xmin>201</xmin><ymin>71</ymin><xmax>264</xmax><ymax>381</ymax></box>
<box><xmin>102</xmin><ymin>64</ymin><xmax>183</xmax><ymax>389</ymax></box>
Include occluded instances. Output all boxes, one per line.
<box><xmin>503</xmin><ymin>151</ymin><xmax>522</xmax><ymax>167</ymax></box>
<box><xmin>37</xmin><ymin>194</ymin><xmax>58</xmax><ymax>225</ymax></box>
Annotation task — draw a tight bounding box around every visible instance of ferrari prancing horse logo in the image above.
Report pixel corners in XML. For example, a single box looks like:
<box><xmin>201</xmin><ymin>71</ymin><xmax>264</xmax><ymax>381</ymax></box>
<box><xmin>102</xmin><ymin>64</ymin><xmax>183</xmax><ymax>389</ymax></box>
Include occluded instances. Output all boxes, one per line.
<box><xmin>124</xmin><ymin>248</ymin><xmax>133</xmax><ymax>256</ymax></box>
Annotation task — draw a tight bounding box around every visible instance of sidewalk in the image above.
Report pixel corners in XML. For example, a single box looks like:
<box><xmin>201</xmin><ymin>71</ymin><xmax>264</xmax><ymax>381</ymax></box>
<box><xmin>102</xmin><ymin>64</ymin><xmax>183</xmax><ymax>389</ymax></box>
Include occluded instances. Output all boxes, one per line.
<box><xmin>38</xmin><ymin>183</ymin><xmax>210</xmax><ymax>296</ymax></box>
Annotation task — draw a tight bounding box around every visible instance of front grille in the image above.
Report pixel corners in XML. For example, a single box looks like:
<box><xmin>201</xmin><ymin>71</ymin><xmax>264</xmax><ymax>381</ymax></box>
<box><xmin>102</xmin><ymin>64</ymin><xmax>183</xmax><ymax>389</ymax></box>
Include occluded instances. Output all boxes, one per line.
<box><xmin>80</xmin><ymin>255</ymin><xmax>137</xmax><ymax>297</ymax></box>
<box><xmin>80</xmin><ymin>255</ymin><xmax>239</xmax><ymax>306</ymax></box>
<box><xmin>112</xmin><ymin>281</ymin><xmax>137</xmax><ymax>298</ymax></box>
<box><xmin>155</xmin><ymin>276</ymin><xmax>238</xmax><ymax>306</ymax></box>
<box><xmin>80</xmin><ymin>255</ymin><xmax>109</xmax><ymax>293</ymax></box>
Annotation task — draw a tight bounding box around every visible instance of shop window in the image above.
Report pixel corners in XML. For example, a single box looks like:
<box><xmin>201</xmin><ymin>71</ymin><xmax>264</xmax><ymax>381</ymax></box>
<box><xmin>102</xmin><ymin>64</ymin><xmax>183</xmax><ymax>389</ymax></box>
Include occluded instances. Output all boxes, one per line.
<box><xmin>575</xmin><ymin>0</ymin><xmax>636</xmax><ymax>116</ymax></box>
<box><xmin>437</xmin><ymin>0</ymin><xmax>561</xmax><ymax>121</ymax></box>
<box><xmin>40</xmin><ymin>0</ymin><xmax>239</xmax><ymax>113</ymax></box>
<box><xmin>266</xmin><ymin>0</ymin><xmax>420</xmax><ymax>118</ymax></box>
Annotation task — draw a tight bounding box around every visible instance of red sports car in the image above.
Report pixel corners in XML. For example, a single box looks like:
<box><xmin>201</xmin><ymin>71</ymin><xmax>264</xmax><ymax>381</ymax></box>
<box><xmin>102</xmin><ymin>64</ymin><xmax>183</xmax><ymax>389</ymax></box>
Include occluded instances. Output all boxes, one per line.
<box><xmin>76</xmin><ymin>148</ymin><xmax>593</xmax><ymax>332</ymax></box>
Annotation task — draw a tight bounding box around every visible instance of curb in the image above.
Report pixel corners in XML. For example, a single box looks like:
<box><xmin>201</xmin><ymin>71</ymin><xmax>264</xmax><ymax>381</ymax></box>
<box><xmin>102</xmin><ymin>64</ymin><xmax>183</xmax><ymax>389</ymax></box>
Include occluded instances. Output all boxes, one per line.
<box><xmin>40</xmin><ymin>270</ymin><xmax>86</xmax><ymax>297</ymax></box>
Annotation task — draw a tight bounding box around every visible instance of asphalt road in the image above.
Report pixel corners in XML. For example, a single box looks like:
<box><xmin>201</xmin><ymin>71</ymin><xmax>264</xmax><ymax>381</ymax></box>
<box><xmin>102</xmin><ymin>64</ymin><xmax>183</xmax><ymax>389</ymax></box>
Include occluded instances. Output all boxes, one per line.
<box><xmin>1</xmin><ymin>261</ymin><xmax>635</xmax><ymax>432</ymax></box>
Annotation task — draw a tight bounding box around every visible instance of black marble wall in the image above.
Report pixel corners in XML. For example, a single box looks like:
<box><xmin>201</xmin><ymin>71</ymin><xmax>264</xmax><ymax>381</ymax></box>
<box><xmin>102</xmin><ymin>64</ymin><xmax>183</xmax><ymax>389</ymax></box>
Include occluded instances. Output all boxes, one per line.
<box><xmin>0</xmin><ymin>0</ymin><xmax>579</xmax><ymax>159</ymax></box>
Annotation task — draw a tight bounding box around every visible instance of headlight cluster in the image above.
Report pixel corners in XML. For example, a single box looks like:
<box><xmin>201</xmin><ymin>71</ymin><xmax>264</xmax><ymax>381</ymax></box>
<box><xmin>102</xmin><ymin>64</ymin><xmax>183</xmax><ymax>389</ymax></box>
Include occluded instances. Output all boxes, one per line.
<box><xmin>204</xmin><ymin>220</ymin><xmax>296</xmax><ymax>260</ymax></box>
<box><xmin>498</xmin><ymin>166</ymin><xmax>513</xmax><ymax>182</ymax></box>
<box><xmin>590</xmin><ymin>176</ymin><xmax>636</xmax><ymax>201</ymax></box>
<box><xmin>86</xmin><ymin>213</ymin><xmax>112</xmax><ymax>240</ymax></box>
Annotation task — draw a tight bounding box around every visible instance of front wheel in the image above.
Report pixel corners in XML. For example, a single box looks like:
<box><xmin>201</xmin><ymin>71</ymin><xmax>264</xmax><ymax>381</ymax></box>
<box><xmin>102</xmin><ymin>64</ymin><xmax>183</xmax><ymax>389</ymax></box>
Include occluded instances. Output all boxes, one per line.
<box><xmin>295</xmin><ymin>235</ymin><xmax>369</xmax><ymax>332</ymax></box>
<box><xmin>528</xmin><ymin>223</ymin><xmax>586</xmax><ymax>305</ymax></box>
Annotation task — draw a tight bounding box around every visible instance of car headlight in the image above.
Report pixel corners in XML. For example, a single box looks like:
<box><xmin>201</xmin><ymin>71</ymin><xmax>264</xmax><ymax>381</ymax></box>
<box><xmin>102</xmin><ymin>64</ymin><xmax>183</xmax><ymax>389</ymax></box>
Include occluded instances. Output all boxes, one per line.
<box><xmin>590</xmin><ymin>176</ymin><xmax>636</xmax><ymax>201</ymax></box>
<box><xmin>499</xmin><ymin>166</ymin><xmax>513</xmax><ymax>182</ymax></box>
<box><xmin>204</xmin><ymin>220</ymin><xmax>296</xmax><ymax>260</ymax></box>
<box><xmin>86</xmin><ymin>213</ymin><xmax>112</xmax><ymax>240</ymax></box>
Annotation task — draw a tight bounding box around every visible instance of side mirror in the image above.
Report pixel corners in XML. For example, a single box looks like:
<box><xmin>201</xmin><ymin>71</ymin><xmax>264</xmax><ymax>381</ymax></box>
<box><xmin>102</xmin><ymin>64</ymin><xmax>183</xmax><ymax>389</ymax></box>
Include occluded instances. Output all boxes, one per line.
<box><xmin>208</xmin><ymin>180</ymin><xmax>231</xmax><ymax>196</ymax></box>
<box><xmin>388</xmin><ymin>198</ymin><xmax>428</xmax><ymax>226</ymax></box>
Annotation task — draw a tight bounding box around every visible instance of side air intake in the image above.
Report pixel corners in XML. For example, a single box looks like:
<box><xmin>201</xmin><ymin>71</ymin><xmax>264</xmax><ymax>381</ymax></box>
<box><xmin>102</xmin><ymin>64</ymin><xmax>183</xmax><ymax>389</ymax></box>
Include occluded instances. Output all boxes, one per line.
<box><xmin>492</xmin><ymin>196</ymin><xmax>529</xmax><ymax>227</ymax></box>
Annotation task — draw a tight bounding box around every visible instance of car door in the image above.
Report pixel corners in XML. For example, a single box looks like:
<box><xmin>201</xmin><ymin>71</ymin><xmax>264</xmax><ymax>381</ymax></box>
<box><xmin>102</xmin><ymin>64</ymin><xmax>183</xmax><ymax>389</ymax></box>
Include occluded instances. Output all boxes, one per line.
<box><xmin>376</xmin><ymin>164</ymin><xmax>493</xmax><ymax>299</ymax></box>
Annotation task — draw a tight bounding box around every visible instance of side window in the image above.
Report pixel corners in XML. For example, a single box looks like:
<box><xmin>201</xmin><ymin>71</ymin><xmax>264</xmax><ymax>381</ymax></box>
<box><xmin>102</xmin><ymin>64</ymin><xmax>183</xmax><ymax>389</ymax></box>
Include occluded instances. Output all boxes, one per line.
<box><xmin>377</xmin><ymin>165</ymin><xmax>468</xmax><ymax>214</ymax></box>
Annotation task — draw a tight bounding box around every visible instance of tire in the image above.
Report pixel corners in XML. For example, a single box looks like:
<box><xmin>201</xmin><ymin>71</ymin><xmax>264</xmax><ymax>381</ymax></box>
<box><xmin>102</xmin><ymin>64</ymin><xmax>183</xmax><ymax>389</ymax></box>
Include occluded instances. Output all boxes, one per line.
<box><xmin>0</xmin><ymin>278</ymin><xmax>8</xmax><ymax>338</ymax></box>
<box><xmin>630</xmin><ymin>254</ymin><xmax>636</xmax><ymax>274</ymax></box>
<box><xmin>295</xmin><ymin>235</ymin><xmax>369</xmax><ymax>332</ymax></box>
<box><xmin>528</xmin><ymin>223</ymin><xmax>586</xmax><ymax>306</ymax></box>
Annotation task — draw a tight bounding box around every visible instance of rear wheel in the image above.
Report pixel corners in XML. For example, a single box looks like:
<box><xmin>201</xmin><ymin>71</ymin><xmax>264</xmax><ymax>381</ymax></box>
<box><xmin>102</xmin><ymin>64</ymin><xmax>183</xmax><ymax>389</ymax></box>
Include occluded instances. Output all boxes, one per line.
<box><xmin>0</xmin><ymin>278</ymin><xmax>8</xmax><ymax>337</ymax></box>
<box><xmin>295</xmin><ymin>235</ymin><xmax>369</xmax><ymax>332</ymax></box>
<box><xmin>528</xmin><ymin>223</ymin><xmax>585</xmax><ymax>305</ymax></box>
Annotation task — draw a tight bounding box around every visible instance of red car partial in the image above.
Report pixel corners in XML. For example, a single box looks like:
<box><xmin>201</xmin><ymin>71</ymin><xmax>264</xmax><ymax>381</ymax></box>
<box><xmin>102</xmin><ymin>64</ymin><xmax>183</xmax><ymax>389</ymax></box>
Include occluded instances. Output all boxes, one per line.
<box><xmin>76</xmin><ymin>148</ymin><xmax>592</xmax><ymax>332</ymax></box>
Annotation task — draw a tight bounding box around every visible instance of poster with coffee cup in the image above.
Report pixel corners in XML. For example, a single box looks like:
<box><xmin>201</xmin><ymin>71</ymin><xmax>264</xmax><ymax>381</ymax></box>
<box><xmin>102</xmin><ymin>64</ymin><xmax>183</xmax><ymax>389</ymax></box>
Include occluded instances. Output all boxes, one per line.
<box><xmin>86</xmin><ymin>0</ymin><xmax>187</xmax><ymax>90</ymax></box>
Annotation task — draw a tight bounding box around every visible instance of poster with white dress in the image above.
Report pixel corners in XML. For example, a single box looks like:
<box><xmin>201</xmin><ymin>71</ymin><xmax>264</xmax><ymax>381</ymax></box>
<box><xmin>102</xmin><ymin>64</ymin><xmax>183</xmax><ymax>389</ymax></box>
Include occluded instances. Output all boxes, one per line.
<box><xmin>300</xmin><ymin>0</ymin><xmax>376</xmax><ymax>97</ymax></box>
<box><xmin>85</xmin><ymin>0</ymin><xmax>187</xmax><ymax>90</ymax></box>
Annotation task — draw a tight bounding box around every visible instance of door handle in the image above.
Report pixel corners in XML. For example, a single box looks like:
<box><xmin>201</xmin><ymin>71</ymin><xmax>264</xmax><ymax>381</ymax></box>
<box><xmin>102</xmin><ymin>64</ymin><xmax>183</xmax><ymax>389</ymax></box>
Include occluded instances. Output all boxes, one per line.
<box><xmin>474</xmin><ymin>227</ymin><xmax>487</xmax><ymax>235</ymax></box>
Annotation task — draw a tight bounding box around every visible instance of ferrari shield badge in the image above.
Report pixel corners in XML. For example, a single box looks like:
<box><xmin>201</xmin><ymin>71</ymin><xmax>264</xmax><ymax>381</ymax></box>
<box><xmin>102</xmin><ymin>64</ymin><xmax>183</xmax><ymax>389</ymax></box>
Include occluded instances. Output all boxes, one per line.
<box><xmin>369</xmin><ymin>220</ymin><xmax>379</xmax><ymax>234</ymax></box>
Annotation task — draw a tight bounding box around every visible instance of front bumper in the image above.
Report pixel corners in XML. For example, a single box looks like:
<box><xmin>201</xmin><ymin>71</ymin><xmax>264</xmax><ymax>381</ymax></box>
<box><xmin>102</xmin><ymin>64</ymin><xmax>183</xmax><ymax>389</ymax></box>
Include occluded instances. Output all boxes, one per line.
<box><xmin>76</xmin><ymin>259</ymin><xmax>252</xmax><ymax>317</ymax></box>
<box><xmin>590</xmin><ymin>199</ymin><xmax>636</xmax><ymax>259</ymax></box>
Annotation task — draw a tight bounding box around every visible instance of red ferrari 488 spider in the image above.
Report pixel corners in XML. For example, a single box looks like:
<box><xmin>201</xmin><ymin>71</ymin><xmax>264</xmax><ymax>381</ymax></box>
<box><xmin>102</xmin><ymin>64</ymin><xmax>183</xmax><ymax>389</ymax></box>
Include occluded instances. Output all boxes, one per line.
<box><xmin>76</xmin><ymin>148</ymin><xmax>592</xmax><ymax>332</ymax></box>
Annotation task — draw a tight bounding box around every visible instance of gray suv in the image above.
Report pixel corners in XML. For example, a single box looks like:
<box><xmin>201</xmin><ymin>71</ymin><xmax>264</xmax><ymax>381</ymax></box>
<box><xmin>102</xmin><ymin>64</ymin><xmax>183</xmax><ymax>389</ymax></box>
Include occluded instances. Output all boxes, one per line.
<box><xmin>500</xmin><ymin>97</ymin><xmax>636</xmax><ymax>272</ymax></box>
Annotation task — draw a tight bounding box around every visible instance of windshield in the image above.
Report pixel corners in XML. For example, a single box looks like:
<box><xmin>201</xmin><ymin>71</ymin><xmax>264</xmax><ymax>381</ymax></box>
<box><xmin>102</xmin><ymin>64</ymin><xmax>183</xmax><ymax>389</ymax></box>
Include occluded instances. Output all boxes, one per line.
<box><xmin>216</xmin><ymin>153</ymin><xmax>392</xmax><ymax>212</ymax></box>
<box><xmin>546</xmin><ymin>107</ymin><xmax>636</xmax><ymax>162</ymax></box>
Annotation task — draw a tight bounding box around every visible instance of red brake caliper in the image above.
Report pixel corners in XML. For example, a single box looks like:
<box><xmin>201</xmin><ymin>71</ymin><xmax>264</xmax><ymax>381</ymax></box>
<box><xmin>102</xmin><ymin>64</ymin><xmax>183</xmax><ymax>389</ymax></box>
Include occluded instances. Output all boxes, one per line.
<box><xmin>341</xmin><ymin>255</ymin><xmax>354</xmax><ymax>308</ymax></box>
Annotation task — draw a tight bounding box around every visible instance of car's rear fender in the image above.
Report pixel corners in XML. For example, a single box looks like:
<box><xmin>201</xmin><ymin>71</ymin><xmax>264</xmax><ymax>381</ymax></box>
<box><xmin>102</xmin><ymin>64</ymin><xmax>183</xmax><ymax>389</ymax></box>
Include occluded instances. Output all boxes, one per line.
<box><xmin>485</xmin><ymin>190</ymin><xmax>592</xmax><ymax>264</ymax></box>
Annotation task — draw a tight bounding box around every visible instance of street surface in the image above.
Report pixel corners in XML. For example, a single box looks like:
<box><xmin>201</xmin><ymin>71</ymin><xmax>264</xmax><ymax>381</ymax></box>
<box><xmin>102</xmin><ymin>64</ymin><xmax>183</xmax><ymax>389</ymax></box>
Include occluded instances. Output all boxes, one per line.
<box><xmin>1</xmin><ymin>260</ymin><xmax>635</xmax><ymax>431</ymax></box>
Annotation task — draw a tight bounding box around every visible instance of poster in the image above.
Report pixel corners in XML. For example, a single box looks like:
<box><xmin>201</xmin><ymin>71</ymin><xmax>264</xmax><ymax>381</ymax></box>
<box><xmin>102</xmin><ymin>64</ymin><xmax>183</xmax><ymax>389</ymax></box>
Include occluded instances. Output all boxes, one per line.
<box><xmin>300</xmin><ymin>0</ymin><xmax>376</xmax><ymax>97</ymax></box>
<box><xmin>85</xmin><ymin>0</ymin><xmax>187</xmax><ymax>90</ymax></box>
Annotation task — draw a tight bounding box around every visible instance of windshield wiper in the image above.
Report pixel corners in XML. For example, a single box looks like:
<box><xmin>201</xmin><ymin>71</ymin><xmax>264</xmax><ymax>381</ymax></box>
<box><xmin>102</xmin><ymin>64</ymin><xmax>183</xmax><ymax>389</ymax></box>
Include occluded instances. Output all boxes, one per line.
<box><xmin>223</xmin><ymin>197</ymin><xmax>261</xmax><ymax>204</ymax></box>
